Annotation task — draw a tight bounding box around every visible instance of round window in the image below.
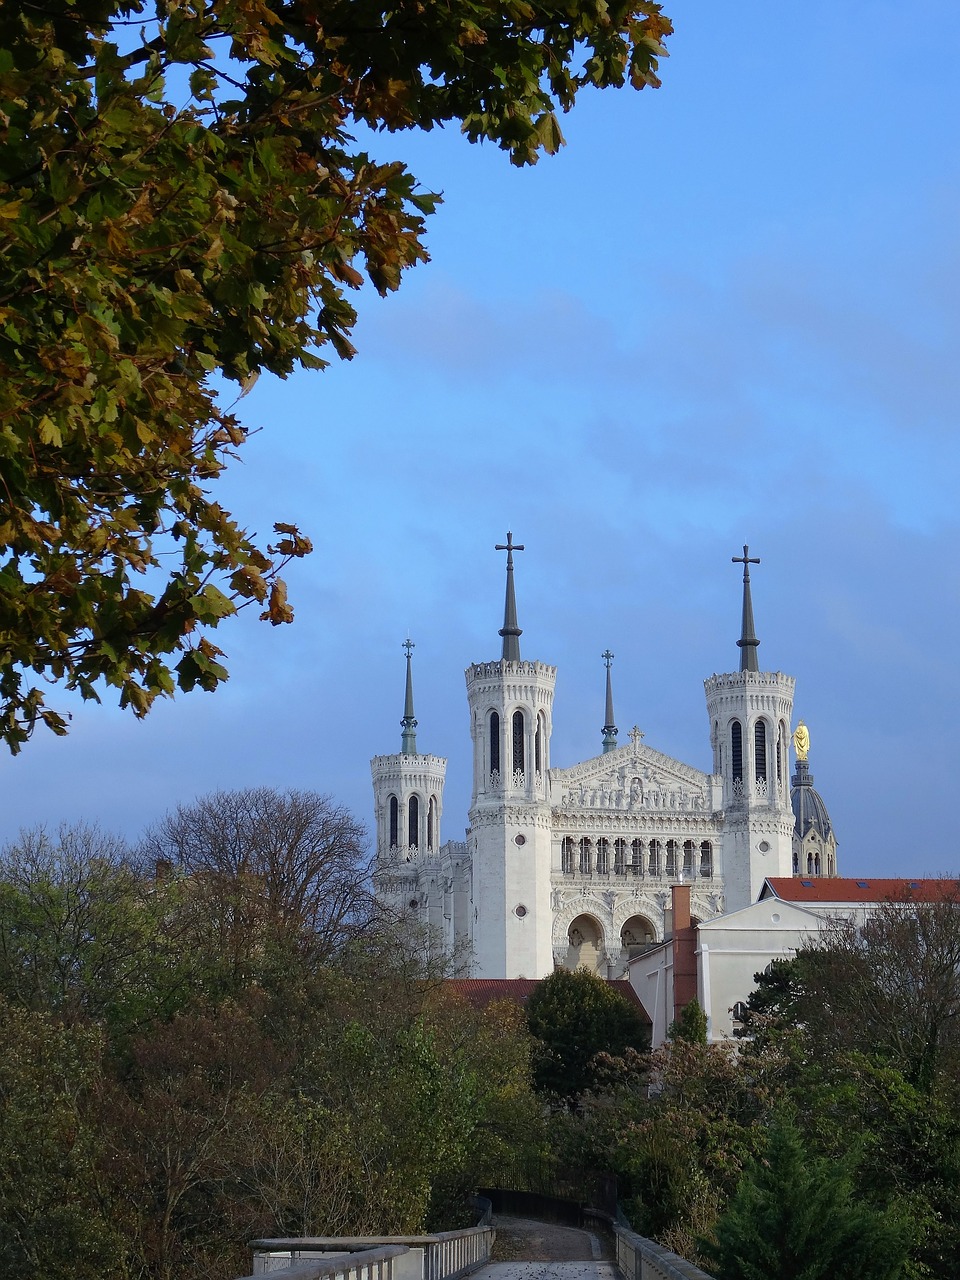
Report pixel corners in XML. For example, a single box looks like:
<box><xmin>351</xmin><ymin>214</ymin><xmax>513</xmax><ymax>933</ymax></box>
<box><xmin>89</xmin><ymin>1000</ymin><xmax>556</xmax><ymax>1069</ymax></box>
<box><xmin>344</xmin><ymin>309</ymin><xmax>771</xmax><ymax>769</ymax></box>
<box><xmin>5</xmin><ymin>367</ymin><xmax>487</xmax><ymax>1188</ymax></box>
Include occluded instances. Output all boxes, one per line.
<box><xmin>515</xmin><ymin>904</ymin><xmax>528</xmax><ymax>918</ymax></box>
<box><xmin>514</xmin><ymin>833</ymin><xmax>526</xmax><ymax>846</ymax></box>
<box><xmin>758</xmin><ymin>840</ymin><xmax>770</xmax><ymax>853</ymax></box>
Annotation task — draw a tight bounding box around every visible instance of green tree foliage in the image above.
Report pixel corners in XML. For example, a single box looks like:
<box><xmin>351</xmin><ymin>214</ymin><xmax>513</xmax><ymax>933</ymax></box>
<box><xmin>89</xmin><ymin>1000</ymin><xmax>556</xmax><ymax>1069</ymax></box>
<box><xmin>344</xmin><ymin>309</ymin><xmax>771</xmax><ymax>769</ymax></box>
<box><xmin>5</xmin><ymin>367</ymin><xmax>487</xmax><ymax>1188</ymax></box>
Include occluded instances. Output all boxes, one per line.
<box><xmin>0</xmin><ymin>1001</ymin><xmax>124</xmax><ymax>1280</ymax></box>
<box><xmin>741</xmin><ymin>891</ymin><xmax>960</xmax><ymax>1094</ymax></box>
<box><xmin>557</xmin><ymin>1036</ymin><xmax>767</xmax><ymax>1254</ymax></box>
<box><xmin>0</xmin><ymin>0</ymin><xmax>671</xmax><ymax>750</ymax></box>
<box><xmin>0</xmin><ymin>822</ymin><xmax>196</xmax><ymax>1039</ymax></box>
<box><xmin>668</xmin><ymin>996</ymin><xmax>707</xmax><ymax>1044</ymax></box>
<box><xmin>700</xmin><ymin>1112</ymin><xmax>912</xmax><ymax>1280</ymax></box>
<box><xmin>0</xmin><ymin>812</ymin><xmax>545</xmax><ymax>1278</ymax></box>
<box><xmin>526</xmin><ymin>966</ymin><xmax>650</xmax><ymax>1103</ymax></box>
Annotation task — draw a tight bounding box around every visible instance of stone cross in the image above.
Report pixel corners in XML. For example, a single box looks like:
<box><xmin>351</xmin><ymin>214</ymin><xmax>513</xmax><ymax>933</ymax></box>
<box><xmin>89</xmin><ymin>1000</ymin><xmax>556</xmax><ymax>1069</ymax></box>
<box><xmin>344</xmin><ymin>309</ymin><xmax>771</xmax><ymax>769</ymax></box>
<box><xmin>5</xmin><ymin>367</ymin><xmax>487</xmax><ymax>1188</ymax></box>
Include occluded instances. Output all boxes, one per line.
<box><xmin>629</xmin><ymin>725</ymin><xmax>645</xmax><ymax>747</ymax></box>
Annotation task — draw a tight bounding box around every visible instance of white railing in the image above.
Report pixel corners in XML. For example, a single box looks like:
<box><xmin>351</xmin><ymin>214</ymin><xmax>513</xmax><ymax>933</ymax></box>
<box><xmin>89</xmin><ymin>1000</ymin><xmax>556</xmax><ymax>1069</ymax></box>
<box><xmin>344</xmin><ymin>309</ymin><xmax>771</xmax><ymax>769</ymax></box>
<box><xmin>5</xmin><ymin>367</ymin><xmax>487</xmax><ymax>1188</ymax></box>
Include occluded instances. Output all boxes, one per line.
<box><xmin>615</xmin><ymin>1223</ymin><xmax>715</xmax><ymax>1280</ymax></box>
<box><xmin>245</xmin><ymin>1227</ymin><xmax>495</xmax><ymax>1280</ymax></box>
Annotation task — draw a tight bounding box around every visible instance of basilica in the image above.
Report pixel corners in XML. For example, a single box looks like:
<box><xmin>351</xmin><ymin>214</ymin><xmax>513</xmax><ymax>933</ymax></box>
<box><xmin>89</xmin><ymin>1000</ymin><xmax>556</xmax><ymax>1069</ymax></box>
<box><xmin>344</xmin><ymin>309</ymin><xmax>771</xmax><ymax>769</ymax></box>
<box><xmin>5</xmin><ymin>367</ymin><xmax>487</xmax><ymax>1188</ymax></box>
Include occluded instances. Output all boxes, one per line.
<box><xmin>371</xmin><ymin>537</ymin><xmax>837</xmax><ymax>980</ymax></box>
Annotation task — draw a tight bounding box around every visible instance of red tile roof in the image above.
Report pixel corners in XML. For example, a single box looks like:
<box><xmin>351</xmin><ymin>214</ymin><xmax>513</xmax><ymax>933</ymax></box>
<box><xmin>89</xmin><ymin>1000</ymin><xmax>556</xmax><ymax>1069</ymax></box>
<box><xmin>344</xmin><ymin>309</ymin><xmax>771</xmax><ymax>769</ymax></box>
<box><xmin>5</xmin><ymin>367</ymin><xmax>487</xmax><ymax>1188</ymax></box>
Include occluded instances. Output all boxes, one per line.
<box><xmin>762</xmin><ymin>877</ymin><xmax>960</xmax><ymax>904</ymax></box>
<box><xmin>444</xmin><ymin>976</ymin><xmax>648</xmax><ymax>1016</ymax></box>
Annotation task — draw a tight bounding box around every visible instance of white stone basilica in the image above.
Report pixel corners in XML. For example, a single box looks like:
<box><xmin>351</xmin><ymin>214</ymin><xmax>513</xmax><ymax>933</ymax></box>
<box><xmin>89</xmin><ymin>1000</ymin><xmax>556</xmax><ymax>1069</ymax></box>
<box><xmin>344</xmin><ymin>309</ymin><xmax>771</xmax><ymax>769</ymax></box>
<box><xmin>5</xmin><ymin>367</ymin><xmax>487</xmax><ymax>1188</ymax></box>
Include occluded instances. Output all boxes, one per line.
<box><xmin>371</xmin><ymin>538</ymin><xmax>837</xmax><ymax>979</ymax></box>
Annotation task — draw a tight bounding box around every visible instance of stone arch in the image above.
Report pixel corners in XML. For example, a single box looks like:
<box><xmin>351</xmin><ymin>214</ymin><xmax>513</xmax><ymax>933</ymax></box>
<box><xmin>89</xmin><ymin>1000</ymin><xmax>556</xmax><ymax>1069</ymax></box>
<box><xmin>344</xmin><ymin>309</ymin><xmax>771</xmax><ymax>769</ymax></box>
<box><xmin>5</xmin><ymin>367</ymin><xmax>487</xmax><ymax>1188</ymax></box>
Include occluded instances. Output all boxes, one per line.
<box><xmin>620</xmin><ymin>913</ymin><xmax>657</xmax><ymax>961</ymax></box>
<box><xmin>564</xmin><ymin>912</ymin><xmax>605</xmax><ymax>974</ymax></box>
<box><xmin>612</xmin><ymin>894</ymin><xmax>663</xmax><ymax>940</ymax></box>
<box><xmin>552</xmin><ymin>895</ymin><xmax>611</xmax><ymax>960</ymax></box>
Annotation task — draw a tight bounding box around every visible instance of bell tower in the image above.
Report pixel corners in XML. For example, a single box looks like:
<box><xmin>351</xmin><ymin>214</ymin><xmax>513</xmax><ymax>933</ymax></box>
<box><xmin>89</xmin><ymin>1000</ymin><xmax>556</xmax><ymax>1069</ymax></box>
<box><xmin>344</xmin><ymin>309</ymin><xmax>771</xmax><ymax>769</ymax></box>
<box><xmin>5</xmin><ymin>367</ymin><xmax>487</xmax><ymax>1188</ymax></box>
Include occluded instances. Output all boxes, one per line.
<box><xmin>371</xmin><ymin>640</ymin><xmax>447</xmax><ymax>920</ymax></box>
<box><xmin>466</xmin><ymin>533</ymin><xmax>556</xmax><ymax>978</ymax></box>
<box><xmin>704</xmin><ymin>546</ymin><xmax>795</xmax><ymax>911</ymax></box>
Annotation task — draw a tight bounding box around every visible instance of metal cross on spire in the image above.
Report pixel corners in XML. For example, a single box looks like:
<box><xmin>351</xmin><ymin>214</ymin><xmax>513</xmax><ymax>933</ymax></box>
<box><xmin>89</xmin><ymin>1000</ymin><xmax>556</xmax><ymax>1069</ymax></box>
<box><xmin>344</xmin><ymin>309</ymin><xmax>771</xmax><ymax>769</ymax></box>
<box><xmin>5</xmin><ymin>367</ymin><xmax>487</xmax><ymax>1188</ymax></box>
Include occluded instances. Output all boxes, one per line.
<box><xmin>732</xmin><ymin>544</ymin><xmax>761</xmax><ymax>673</ymax></box>
<box><xmin>400</xmin><ymin>637</ymin><xmax>418</xmax><ymax>754</ymax></box>
<box><xmin>495</xmin><ymin>531</ymin><xmax>525</xmax><ymax>662</ymax></box>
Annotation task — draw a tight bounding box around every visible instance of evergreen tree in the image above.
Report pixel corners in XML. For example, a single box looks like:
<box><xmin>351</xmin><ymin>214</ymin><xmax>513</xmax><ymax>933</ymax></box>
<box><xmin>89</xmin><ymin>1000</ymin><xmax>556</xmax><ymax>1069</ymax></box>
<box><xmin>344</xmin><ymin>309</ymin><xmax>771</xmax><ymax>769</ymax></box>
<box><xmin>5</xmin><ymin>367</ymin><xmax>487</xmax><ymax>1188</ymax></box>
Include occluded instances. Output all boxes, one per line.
<box><xmin>668</xmin><ymin>997</ymin><xmax>707</xmax><ymax>1045</ymax></box>
<box><xmin>700</xmin><ymin>1112</ymin><xmax>911</xmax><ymax>1280</ymax></box>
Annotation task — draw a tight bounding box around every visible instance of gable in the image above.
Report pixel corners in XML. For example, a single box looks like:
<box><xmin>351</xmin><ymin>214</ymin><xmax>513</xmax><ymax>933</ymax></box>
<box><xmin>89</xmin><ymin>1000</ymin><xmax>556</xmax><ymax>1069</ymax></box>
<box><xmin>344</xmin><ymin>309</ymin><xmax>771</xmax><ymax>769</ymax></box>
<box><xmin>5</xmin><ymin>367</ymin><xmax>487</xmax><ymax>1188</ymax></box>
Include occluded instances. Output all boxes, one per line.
<box><xmin>552</xmin><ymin>741</ymin><xmax>713</xmax><ymax>815</ymax></box>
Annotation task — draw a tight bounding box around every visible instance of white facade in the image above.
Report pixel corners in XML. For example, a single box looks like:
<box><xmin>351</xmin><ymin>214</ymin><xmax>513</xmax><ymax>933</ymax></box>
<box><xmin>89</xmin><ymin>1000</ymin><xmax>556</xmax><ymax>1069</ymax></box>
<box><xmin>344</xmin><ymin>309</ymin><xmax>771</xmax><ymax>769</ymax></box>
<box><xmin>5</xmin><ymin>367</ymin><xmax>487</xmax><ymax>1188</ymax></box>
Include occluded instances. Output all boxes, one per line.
<box><xmin>372</xmin><ymin>545</ymin><xmax>832</xmax><ymax>979</ymax></box>
<box><xmin>629</xmin><ymin>898</ymin><xmax>827</xmax><ymax>1046</ymax></box>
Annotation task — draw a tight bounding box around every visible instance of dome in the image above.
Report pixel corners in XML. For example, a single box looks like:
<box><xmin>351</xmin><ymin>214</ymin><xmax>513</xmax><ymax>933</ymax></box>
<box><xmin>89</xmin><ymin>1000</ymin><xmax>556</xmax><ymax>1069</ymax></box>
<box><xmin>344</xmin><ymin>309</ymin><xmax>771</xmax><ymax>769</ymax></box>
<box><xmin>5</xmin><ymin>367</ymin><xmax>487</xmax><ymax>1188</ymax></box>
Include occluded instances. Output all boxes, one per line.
<box><xmin>791</xmin><ymin>759</ymin><xmax>834</xmax><ymax>841</ymax></box>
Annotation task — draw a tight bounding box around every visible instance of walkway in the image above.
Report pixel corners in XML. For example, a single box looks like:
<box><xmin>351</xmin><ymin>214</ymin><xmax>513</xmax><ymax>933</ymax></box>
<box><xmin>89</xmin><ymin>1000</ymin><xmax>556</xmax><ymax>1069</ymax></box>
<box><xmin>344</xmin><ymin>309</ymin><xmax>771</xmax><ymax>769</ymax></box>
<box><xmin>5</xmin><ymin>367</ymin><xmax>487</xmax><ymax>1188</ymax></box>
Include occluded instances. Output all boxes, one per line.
<box><xmin>473</xmin><ymin>1215</ymin><xmax>619</xmax><ymax>1280</ymax></box>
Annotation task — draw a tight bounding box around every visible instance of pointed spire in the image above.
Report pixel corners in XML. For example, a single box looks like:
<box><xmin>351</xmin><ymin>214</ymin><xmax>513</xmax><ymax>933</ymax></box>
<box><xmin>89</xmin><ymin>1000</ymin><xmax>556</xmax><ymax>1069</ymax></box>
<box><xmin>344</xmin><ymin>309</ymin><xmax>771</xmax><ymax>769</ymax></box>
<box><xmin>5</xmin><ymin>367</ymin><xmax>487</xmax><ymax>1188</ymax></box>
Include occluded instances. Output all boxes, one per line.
<box><xmin>400</xmin><ymin>638</ymin><xmax>418</xmax><ymax>754</ymax></box>
<box><xmin>495</xmin><ymin>531</ymin><xmax>525</xmax><ymax>662</ymax></box>
<box><xmin>731</xmin><ymin>544</ymin><xmax>761</xmax><ymax>673</ymax></box>
<box><xmin>601</xmin><ymin>650</ymin><xmax>618</xmax><ymax>752</ymax></box>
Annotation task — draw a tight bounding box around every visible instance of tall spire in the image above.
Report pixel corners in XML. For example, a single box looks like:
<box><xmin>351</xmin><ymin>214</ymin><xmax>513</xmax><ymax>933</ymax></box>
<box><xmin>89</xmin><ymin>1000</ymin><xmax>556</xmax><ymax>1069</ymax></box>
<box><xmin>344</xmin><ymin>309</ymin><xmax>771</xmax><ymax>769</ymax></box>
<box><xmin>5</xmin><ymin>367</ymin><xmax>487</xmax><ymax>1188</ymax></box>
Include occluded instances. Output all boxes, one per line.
<box><xmin>732</xmin><ymin>544</ymin><xmax>761</xmax><ymax>673</ymax></box>
<box><xmin>601</xmin><ymin>650</ymin><xmax>618</xmax><ymax>752</ymax></box>
<box><xmin>495</xmin><ymin>531</ymin><xmax>524</xmax><ymax>662</ymax></box>
<box><xmin>400</xmin><ymin>638</ymin><xmax>418</xmax><ymax>754</ymax></box>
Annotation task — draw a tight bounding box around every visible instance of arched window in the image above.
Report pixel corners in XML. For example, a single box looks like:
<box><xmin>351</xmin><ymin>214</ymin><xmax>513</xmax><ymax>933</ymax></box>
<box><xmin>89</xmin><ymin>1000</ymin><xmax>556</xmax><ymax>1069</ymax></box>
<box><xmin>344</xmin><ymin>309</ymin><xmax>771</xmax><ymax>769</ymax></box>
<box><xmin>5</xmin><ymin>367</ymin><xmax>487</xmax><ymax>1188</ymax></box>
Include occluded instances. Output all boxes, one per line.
<box><xmin>666</xmin><ymin>839</ymin><xmax>678</xmax><ymax>878</ymax></box>
<box><xmin>755</xmin><ymin>720</ymin><xmax>767</xmax><ymax>783</ymax></box>
<box><xmin>631</xmin><ymin>839</ymin><xmax>643</xmax><ymax>877</ymax></box>
<box><xmin>535</xmin><ymin>714</ymin><xmax>544</xmax><ymax>774</ymax></box>
<box><xmin>731</xmin><ymin>720</ymin><xmax>743</xmax><ymax>785</ymax></box>
<box><xmin>408</xmin><ymin>795</ymin><xmax>420</xmax><ymax>849</ymax></box>
<box><xmin>683</xmin><ymin>840</ymin><xmax>695</xmax><ymax>878</ymax></box>
<box><xmin>427</xmin><ymin>796</ymin><xmax>438</xmax><ymax>851</ymax></box>
<box><xmin>648</xmin><ymin>839</ymin><xmax>662</xmax><ymax>876</ymax></box>
<box><xmin>579</xmin><ymin>837</ymin><xmax>592</xmax><ymax>875</ymax></box>
<box><xmin>388</xmin><ymin>795</ymin><xmax>399</xmax><ymax>848</ymax></box>
<box><xmin>777</xmin><ymin>721</ymin><xmax>785</xmax><ymax>785</ymax></box>
<box><xmin>596</xmin><ymin>838</ymin><xmax>609</xmax><ymax>875</ymax></box>
<box><xmin>700</xmin><ymin>841</ymin><xmax>713</xmax><ymax>877</ymax></box>
<box><xmin>489</xmin><ymin>711</ymin><xmax>500</xmax><ymax>776</ymax></box>
<box><xmin>614</xmin><ymin>838</ymin><xmax>627</xmax><ymax>875</ymax></box>
<box><xmin>562</xmin><ymin>837</ymin><xmax>575</xmax><ymax>874</ymax></box>
<box><xmin>512</xmin><ymin>710</ymin><xmax>525</xmax><ymax>776</ymax></box>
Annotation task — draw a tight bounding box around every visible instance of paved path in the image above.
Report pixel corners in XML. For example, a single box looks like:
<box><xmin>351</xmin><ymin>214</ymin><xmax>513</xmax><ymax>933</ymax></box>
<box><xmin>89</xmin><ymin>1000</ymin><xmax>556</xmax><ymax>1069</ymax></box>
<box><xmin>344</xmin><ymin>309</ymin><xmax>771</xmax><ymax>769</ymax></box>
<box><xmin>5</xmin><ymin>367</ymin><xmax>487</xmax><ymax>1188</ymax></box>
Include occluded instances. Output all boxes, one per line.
<box><xmin>474</xmin><ymin>1215</ymin><xmax>618</xmax><ymax>1280</ymax></box>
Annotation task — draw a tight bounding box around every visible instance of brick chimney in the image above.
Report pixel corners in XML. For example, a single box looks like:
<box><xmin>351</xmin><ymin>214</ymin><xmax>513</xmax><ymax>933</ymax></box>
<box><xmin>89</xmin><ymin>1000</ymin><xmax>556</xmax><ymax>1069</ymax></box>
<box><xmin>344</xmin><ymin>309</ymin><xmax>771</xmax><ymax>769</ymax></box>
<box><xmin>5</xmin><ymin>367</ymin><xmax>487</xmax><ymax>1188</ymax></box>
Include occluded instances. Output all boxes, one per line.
<box><xmin>671</xmin><ymin>883</ymin><xmax>698</xmax><ymax>1023</ymax></box>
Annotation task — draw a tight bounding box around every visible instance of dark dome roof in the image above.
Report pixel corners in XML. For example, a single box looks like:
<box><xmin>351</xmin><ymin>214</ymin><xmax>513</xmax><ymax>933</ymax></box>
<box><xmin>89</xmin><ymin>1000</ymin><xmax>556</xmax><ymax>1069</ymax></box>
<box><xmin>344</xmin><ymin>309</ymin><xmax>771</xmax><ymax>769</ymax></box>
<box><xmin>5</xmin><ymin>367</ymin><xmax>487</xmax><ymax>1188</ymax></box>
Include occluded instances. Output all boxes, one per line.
<box><xmin>791</xmin><ymin>760</ymin><xmax>834</xmax><ymax>841</ymax></box>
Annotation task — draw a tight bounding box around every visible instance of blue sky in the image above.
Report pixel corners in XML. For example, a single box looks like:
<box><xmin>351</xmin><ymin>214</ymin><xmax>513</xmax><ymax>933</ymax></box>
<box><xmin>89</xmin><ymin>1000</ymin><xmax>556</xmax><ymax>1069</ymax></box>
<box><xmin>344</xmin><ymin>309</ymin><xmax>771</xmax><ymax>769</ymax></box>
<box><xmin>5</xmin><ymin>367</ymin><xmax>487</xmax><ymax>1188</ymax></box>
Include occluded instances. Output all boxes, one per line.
<box><xmin>4</xmin><ymin>1</ymin><xmax>959</xmax><ymax>880</ymax></box>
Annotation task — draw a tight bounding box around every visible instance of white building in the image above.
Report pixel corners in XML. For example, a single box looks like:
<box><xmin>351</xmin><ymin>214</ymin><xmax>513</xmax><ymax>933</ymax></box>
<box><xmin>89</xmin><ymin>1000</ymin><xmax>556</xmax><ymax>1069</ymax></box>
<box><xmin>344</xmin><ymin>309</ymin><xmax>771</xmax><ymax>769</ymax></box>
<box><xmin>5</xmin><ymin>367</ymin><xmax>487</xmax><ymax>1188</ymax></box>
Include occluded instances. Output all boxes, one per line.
<box><xmin>630</xmin><ymin>877</ymin><xmax>955</xmax><ymax>1046</ymax></box>
<box><xmin>372</xmin><ymin>537</ymin><xmax>838</xmax><ymax>979</ymax></box>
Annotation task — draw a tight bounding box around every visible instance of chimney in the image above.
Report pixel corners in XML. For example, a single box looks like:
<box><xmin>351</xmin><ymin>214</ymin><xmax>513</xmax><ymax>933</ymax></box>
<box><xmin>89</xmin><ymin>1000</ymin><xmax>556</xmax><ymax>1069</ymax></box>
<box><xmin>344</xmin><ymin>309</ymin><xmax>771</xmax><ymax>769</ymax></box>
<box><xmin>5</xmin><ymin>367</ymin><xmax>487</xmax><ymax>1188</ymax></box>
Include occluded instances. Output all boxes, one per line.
<box><xmin>671</xmin><ymin>883</ymin><xmax>698</xmax><ymax>1022</ymax></box>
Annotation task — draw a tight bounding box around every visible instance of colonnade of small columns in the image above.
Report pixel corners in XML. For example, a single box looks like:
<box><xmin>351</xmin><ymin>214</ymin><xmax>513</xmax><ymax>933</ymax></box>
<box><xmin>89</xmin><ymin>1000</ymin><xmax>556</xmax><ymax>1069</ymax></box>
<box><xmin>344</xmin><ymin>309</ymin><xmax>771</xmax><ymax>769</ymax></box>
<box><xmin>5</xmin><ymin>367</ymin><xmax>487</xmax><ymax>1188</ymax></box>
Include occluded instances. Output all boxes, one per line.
<box><xmin>559</xmin><ymin>835</ymin><xmax>715</xmax><ymax>879</ymax></box>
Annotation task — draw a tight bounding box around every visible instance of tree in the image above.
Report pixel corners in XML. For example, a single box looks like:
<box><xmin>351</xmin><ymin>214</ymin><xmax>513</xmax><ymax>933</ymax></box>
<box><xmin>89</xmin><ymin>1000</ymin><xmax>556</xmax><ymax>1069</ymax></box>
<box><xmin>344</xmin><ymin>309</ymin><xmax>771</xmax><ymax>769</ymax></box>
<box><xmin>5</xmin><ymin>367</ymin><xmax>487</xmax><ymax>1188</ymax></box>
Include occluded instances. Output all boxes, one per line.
<box><xmin>0</xmin><ymin>0</ymin><xmax>672</xmax><ymax>750</ymax></box>
<box><xmin>0</xmin><ymin>822</ymin><xmax>195</xmax><ymax>1038</ymax></box>
<box><xmin>668</xmin><ymin>997</ymin><xmax>707</xmax><ymax>1045</ymax></box>
<box><xmin>140</xmin><ymin>787</ymin><xmax>372</xmax><ymax>992</ymax></box>
<box><xmin>700</xmin><ymin>1112</ymin><xmax>911</xmax><ymax>1280</ymax></box>
<box><xmin>526</xmin><ymin>967</ymin><xmax>650</xmax><ymax>1102</ymax></box>
<box><xmin>740</xmin><ymin>890</ymin><xmax>960</xmax><ymax>1094</ymax></box>
<box><xmin>0</xmin><ymin>1000</ymin><xmax>124</xmax><ymax>1280</ymax></box>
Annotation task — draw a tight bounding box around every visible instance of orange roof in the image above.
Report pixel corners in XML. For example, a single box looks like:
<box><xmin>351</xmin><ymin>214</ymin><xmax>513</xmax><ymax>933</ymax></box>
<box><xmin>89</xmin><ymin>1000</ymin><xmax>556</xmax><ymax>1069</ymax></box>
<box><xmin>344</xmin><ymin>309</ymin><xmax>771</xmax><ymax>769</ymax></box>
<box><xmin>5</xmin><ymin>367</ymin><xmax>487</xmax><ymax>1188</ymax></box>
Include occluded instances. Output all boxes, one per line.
<box><xmin>444</xmin><ymin>977</ymin><xmax>648</xmax><ymax>1016</ymax></box>
<box><xmin>762</xmin><ymin>876</ymin><xmax>960</xmax><ymax>904</ymax></box>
